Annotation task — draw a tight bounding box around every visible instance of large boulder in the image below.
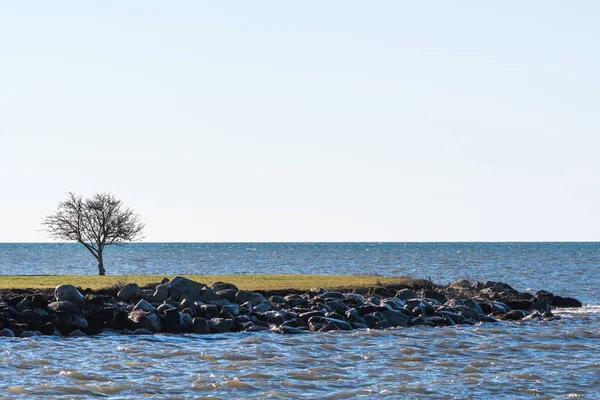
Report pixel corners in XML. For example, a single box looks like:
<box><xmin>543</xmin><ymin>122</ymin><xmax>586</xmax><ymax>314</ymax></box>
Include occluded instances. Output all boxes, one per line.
<box><xmin>381</xmin><ymin>309</ymin><xmax>409</xmax><ymax>327</ymax></box>
<box><xmin>395</xmin><ymin>289</ymin><xmax>417</xmax><ymax>301</ymax></box>
<box><xmin>117</xmin><ymin>284</ymin><xmax>141</xmax><ymax>302</ymax></box>
<box><xmin>150</xmin><ymin>284</ymin><xmax>169</xmax><ymax>303</ymax></box>
<box><xmin>128</xmin><ymin>310</ymin><xmax>162</xmax><ymax>333</ymax></box>
<box><xmin>54</xmin><ymin>285</ymin><xmax>85</xmax><ymax>305</ymax></box>
<box><xmin>552</xmin><ymin>295</ymin><xmax>582</xmax><ymax>308</ymax></box>
<box><xmin>133</xmin><ymin>299</ymin><xmax>156</xmax><ymax>313</ymax></box>
<box><xmin>47</xmin><ymin>301</ymin><xmax>89</xmax><ymax>331</ymax></box>
<box><xmin>167</xmin><ymin>277</ymin><xmax>207</xmax><ymax>302</ymax></box>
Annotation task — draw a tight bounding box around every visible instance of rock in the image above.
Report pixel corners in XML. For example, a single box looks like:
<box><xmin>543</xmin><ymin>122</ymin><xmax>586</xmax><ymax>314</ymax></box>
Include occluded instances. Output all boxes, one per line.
<box><xmin>132</xmin><ymin>328</ymin><xmax>154</xmax><ymax>335</ymax></box>
<box><xmin>54</xmin><ymin>285</ymin><xmax>85</xmax><ymax>305</ymax></box>
<box><xmin>221</xmin><ymin>304</ymin><xmax>240</xmax><ymax>318</ymax></box>
<box><xmin>234</xmin><ymin>290</ymin><xmax>251</xmax><ymax>304</ymax></box>
<box><xmin>374</xmin><ymin>320</ymin><xmax>392</xmax><ymax>329</ymax></box>
<box><xmin>308</xmin><ymin>316</ymin><xmax>352</xmax><ymax>331</ymax></box>
<box><xmin>16</xmin><ymin>298</ymin><xmax>32</xmax><ymax>311</ymax></box>
<box><xmin>194</xmin><ymin>304</ymin><xmax>217</xmax><ymax>319</ymax></box>
<box><xmin>498</xmin><ymin>310</ymin><xmax>525</xmax><ymax>321</ymax></box>
<box><xmin>463</xmin><ymin>299</ymin><xmax>483</xmax><ymax>314</ymax></box>
<box><xmin>133</xmin><ymin>299</ymin><xmax>156</xmax><ymax>313</ymax></box>
<box><xmin>211</xmin><ymin>282</ymin><xmax>238</xmax><ymax>291</ymax></box>
<box><xmin>395</xmin><ymin>289</ymin><xmax>417</xmax><ymax>301</ymax></box>
<box><xmin>140</xmin><ymin>314</ymin><xmax>162</xmax><ymax>333</ymax></box>
<box><xmin>285</xmin><ymin>294</ymin><xmax>308</xmax><ymax>307</ymax></box>
<box><xmin>248</xmin><ymin>293</ymin><xmax>264</xmax><ymax>306</ymax></box>
<box><xmin>258</xmin><ymin>310</ymin><xmax>286</xmax><ymax>325</ymax></box>
<box><xmin>192</xmin><ymin>318</ymin><xmax>210</xmax><ymax>334</ymax></box>
<box><xmin>0</xmin><ymin>328</ymin><xmax>15</xmax><ymax>337</ymax></box>
<box><xmin>253</xmin><ymin>301</ymin><xmax>271</xmax><ymax>313</ymax></box>
<box><xmin>157</xmin><ymin>303</ymin><xmax>176</xmax><ymax>314</ymax></box>
<box><xmin>47</xmin><ymin>301</ymin><xmax>89</xmax><ymax>331</ymax></box>
<box><xmin>272</xmin><ymin>326</ymin><xmax>306</xmax><ymax>334</ymax></box>
<box><xmin>151</xmin><ymin>284</ymin><xmax>169</xmax><ymax>302</ymax></box>
<box><xmin>326</xmin><ymin>299</ymin><xmax>350</xmax><ymax>314</ymax></box>
<box><xmin>364</xmin><ymin>313</ymin><xmax>382</xmax><ymax>328</ymax></box>
<box><xmin>381</xmin><ymin>310</ymin><xmax>409</xmax><ymax>327</ymax></box>
<box><xmin>178</xmin><ymin>298</ymin><xmax>198</xmax><ymax>312</ymax></box>
<box><xmin>450</xmin><ymin>280</ymin><xmax>472</xmax><ymax>289</ymax></box>
<box><xmin>117</xmin><ymin>284</ymin><xmax>141</xmax><ymax>302</ymax></box>
<box><xmin>421</xmin><ymin>290</ymin><xmax>448</xmax><ymax>304</ymax></box>
<box><xmin>162</xmin><ymin>308</ymin><xmax>184</xmax><ymax>331</ymax></box>
<box><xmin>319</xmin><ymin>324</ymin><xmax>339</xmax><ymax>332</ymax></box>
<box><xmin>552</xmin><ymin>295</ymin><xmax>582</xmax><ymax>308</ymax></box>
<box><xmin>167</xmin><ymin>276</ymin><xmax>207</xmax><ymax>302</ymax></box>
<box><xmin>210</xmin><ymin>318</ymin><xmax>233</xmax><ymax>333</ymax></box>
<box><xmin>128</xmin><ymin>310</ymin><xmax>162</xmax><ymax>333</ymax></box>
<box><xmin>216</xmin><ymin>289</ymin><xmax>239</xmax><ymax>302</ymax></box>
<box><xmin>68</xmin><ymin>330</ymin><xmax>87</xmax><ymax>337</ymax></box>
<box><xmin>20</xmin><ymin>330</ymin><xmax>41</xmax><ymax>338</ymax></box>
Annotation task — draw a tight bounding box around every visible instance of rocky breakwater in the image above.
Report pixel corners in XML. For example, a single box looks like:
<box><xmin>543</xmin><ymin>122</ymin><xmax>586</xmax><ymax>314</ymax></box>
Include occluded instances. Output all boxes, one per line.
<box><xmin>0</xmin><ymin>277</ymin><xmax>582</xmax><ymax>338</ymax></box>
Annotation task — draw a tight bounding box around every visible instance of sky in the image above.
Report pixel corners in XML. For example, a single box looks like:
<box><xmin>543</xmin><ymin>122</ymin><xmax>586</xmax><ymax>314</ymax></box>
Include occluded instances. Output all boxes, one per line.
<box><xmin>1</xmin><ymin>1</ymin><xmax>599</xmax><ymax>242</ymax></box>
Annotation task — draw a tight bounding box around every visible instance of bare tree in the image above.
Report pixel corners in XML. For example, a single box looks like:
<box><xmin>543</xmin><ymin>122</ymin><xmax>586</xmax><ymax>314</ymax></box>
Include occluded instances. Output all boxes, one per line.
<box><xmin>42</xmin><ymin>192</ymin><xmax>144</xmax><ymax>275</ymax></box>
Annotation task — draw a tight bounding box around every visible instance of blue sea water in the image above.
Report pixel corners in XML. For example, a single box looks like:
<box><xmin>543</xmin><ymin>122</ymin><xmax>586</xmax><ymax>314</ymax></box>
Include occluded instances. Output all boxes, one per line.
<box><xmin>1</xmin><ymin>242</ymin><xmax>599</xmax><ymax>399</ymax></box>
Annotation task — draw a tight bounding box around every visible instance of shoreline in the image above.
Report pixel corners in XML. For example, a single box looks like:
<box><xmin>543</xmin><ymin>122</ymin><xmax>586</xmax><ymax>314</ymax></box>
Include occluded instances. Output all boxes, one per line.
<box><xmin>0</xmin><ymin>275</ymin><xmax>583</xmax><ymax>338</ymax></box>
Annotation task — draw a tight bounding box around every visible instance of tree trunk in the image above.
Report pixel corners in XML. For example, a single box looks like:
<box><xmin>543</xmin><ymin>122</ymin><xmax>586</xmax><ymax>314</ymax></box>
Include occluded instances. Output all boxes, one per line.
<box><xmin>98</xmin><ymin>252</ymin><xmax>106</xmax><ymax>276</ymax></box>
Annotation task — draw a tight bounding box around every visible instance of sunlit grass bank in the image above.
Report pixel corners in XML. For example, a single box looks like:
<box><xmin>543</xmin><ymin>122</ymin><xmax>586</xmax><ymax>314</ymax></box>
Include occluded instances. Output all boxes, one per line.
<box><xmin>0</xmin><ymin>274</ymin><xmax>414</xmax><ymax>291</ymax></box>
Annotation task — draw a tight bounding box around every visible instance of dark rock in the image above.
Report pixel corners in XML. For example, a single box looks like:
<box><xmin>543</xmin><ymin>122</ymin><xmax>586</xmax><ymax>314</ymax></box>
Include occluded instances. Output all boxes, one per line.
<box><xmin>210</xmin><ymin>318</ymin><xmax>233</xmax><ymax>333</ymax></box>
<box><xmin>326</xmin><ymin>299</ymin><xmax>349</xmax><ymax>314</ymax></box>
<box><xmin>320</xmin><ymin>292</ymin><xmax>345</xmax><ymax>300</ymax></box>
<box><xmin>421</xmin><ymin>290</ymin><xmax>448</xmax><ymax>304</ymax></box>
<box><xmin>356</xmin><ymin>305</ymin><xmax>381</xmax><ymax>316</ymax></box>
<box><xmin>117</xmin><ymin>284</ymin><xmax>141</xmax><ymax>302</ymax></box>
<box><xmin>284</xmin><ymin>294</ymin><xmax>307</xmax><ymax>307</ymax></box>
<box><xmin>381</xmin><ymin>310</ymin><xmax>409</xmax><ymax>327</ymax></box>
<box><xmin>216</xmin><ymin>289</ymin><xmax>239</xmax><ymax>302</ymax></box>
<box><xmin>273</xmin><ymin>326</ymin><xmax>306</xmax><ymax>334</ymax></box>
<box><xmin>47</xmin><ymin>301</ymin><xmax>88</xmax><ymax>331</ymax></box>
<box><xmin>364</xmin><ymin>313</ymin><xmax>382</xmax><ymax>328</ymax></box>
<box><xmin>318</xmin><ymin>324</ymin><xmax>339</xmax><ymax>332</ymax></box>
<box><xmin>54</xmin><ymin>285</ymin><xmax>85</xmax><ymax>305</ymax></box>
<box><xmin>192</xmin><ymin>318</ymin><xmax>210</xmax><ymax>334</ymax></box>
<box><xmin>253</xmin><ymin>301</ymin><xmax>271</xmax><ymax>313</ymax></box>
<box><xmin>0</xmin><ymin>328</ymin><xmax>15</xmax><ymax>337</ymax></box>
<box><xmin>395</xmin><ymin>289</ymin><xmax>417</xmax><ymax>300</ymax></box>
<box><xmin>234</xmin><ymin>290</ymin><xmax>251</xmax><ymax>305</ymax></box>
<box><xmin>197</xmin><ymin>304</ymin><xmax>219</xmax><ymax>319</ymax></box>
<box><xmin>167</xmin><ymin>276</ymin><xmax>207</xmax><ymax>302</ymax></box>
<box><xmin>221</xmin><ymin>304</ymin><xmax>240</xmax><ymax>318</ymax></box>
<box><xmin>20</xmin><ymin>330</ymin><xmax>41</xmax><ymax>338</ymax></box>
<box><xmin>151</xmin><ymin>284</ymin><xmax>169</xmax><ymax>303</ymax></box>
<box><xmin>308</xmin><ymin>316</ymin><xmax>352</xmax><ymax>331</ymax></box>
<box><xmin>299</xmin><ymin>310</ymin><xmax>325</xmax><ymax>322</ymax></box>
<box><xmin>552</xmin><ymin>295</ymin><xmax>582</xmax><ymax>308</ymax></box>
<box><xmin>133</xmin><ymin>299</ymin><xmax>155</xmax><ymax>313</ymax></box>
<box><xmin>211</xmin><ymin>282</ymin><xmax>238</xmax><ymax>292</ymax></box>
<box><xmin>374</xmin><ymin>320</ymin><xmax>392</xmax><ymax>329</ymax></box>
<box><xmin>68</xmin><ymin>330</ymin><xmax>87</xmax><ymax>337</ymax></box>
<box><xmin>132</xmin><ymin>328</ymin><xmax>154</xmax><ymax>335</ymax></box>
<box><xmin>498</xmin><ymin>310</ymin><xmax>525</xmax><ymax>321</ymax></box>
<box><xmin>162</xmin><ymin>308</ymin><xmax>184</xmax><ymax>332</ymax></box>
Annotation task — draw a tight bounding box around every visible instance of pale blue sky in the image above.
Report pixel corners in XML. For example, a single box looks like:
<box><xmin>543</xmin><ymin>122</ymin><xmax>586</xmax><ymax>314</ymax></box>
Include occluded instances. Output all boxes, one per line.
<box><xmin>1</xmin><ymin>1</ymin><xmax>599</xmax><ymax>242</ymax></box>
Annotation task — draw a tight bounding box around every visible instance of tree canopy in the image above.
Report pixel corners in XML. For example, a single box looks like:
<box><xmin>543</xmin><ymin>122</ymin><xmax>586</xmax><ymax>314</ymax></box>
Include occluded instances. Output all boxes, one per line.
<box><xmin>42</xmin><ymin>192</ymin><xmax>144</xmax><ymax>275</ymax></box>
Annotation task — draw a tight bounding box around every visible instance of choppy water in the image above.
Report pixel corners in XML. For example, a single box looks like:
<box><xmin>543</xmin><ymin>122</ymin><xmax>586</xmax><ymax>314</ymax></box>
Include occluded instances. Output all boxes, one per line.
<box><xmin>1</xmin><ymin>242</ymin><xmax>599</xmax><ymax>398</ymax></box>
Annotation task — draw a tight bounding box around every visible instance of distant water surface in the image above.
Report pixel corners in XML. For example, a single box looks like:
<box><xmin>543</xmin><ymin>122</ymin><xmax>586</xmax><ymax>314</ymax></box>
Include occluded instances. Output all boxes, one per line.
<box><xmin>1</xmin><ymin>242</ymin><xmax>599</xmax><ymax>398</ymax></box>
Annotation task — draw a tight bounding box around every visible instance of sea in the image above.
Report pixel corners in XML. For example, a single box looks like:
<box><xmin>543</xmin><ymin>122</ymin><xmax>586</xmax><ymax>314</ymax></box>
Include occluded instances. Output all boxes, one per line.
<box><xmin>0</xmin><ymin>242</ymin><xmax>598</xmax><ymax>399</ymax></box>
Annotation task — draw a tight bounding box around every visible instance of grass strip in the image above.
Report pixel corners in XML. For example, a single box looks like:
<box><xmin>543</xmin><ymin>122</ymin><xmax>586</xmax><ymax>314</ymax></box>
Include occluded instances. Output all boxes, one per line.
<box><xmin>0</xmin><ymin>274</ymin><xmax>415</xmax><ymax>291</ymax></box>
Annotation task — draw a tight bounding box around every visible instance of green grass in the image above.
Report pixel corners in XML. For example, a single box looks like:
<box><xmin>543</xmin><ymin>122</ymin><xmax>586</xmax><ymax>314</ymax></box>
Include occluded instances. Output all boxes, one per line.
<box><xmin>0</xmin><ymin>274</ymin><xmax>414</xmax><ymax>291</ymax></box>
